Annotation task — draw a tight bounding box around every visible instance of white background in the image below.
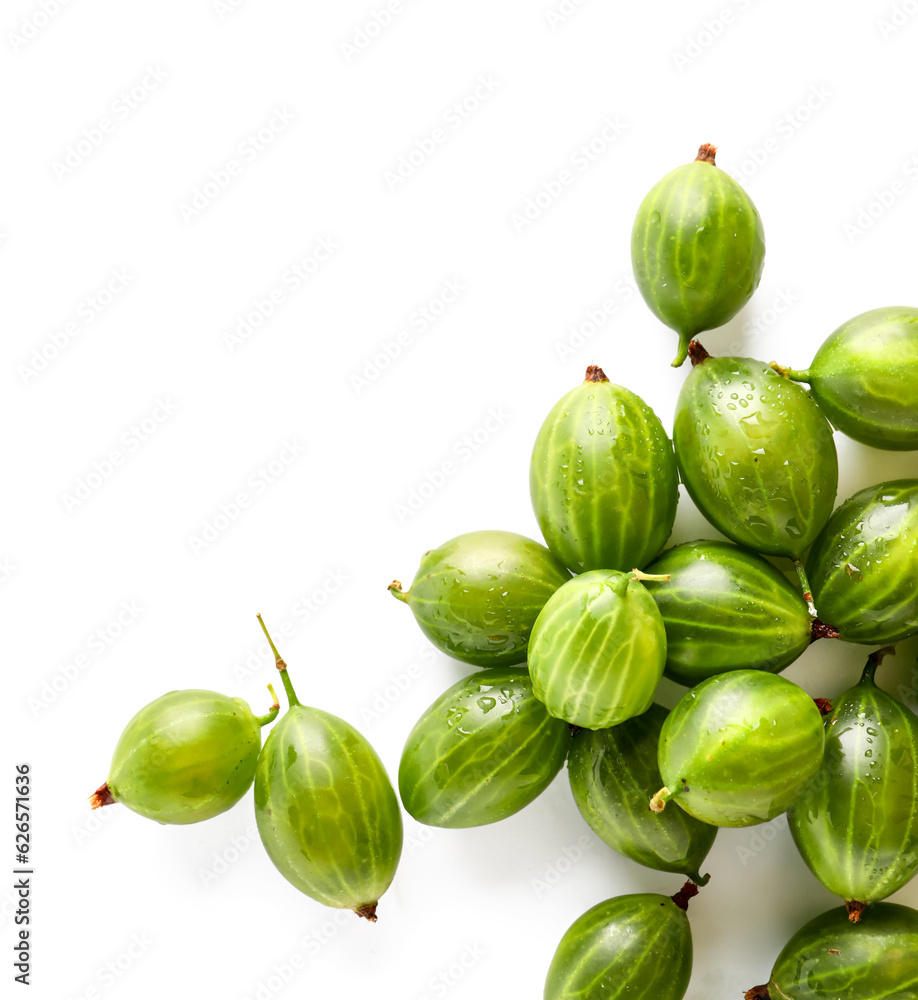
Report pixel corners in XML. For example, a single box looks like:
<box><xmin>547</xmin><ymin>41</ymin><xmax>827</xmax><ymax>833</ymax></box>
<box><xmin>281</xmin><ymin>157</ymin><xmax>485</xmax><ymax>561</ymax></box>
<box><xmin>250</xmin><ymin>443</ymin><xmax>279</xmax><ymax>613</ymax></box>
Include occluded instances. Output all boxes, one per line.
<box><xmin>6</xmin><ymin>1</ymin><xmax>918</xmax><ymax>998</ymax></box>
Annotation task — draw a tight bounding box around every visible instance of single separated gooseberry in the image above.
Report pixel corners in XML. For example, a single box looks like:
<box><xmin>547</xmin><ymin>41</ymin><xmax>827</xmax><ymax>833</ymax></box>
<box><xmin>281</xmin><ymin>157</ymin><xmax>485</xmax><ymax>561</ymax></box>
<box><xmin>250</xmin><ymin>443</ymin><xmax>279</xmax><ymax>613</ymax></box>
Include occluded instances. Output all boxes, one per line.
<box><xmin>253</xmin><ymin>615</ymin><xmax>403</xmax><ymax>921</ymax></box>
<box><xmin>90</xmin><ymin>685</ymin><xmax>280</xmax><ymax>825</ymax></box>
<box><xmin>631</xmin><ymin>143</ymin><xmax>765</xmax><ymax>366</ymax></box>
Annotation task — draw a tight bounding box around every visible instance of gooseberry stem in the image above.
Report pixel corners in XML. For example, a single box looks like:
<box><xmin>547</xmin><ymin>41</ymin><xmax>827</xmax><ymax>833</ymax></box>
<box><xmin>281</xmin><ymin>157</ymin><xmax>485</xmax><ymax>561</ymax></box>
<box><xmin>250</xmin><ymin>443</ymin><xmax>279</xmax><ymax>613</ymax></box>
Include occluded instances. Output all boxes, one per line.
<box><xmin>89</xmin><ymin>783</ymin><xmax>115</xmax><ymax>810</ymax></box>
<box><xmin>388</xmin><ymin>580</ymin><xmax>408</xmax><ymax>603</ymax></box>
<box><xmin>769</xmin><ymin>361</ymin><xmax>811</xmax><ymax>383</ymax></box>
<box><xmin>354</xmin><ymin>902</ymin><xmax>379</xmax><ymax>922</ymax></box>
<box><xmin>253</xmin><ymin>683</ymin><xmax>280</xmax><ymax>727</ymax></box>
<box><xmin>649</xmin><ymin>786</ymin><xmax>673</xmax><ymax>813</ymax></box>
<box><xmin>671</xmin><ymin>331</ymin><xmax>692</xmax><ymax>367</ymax></box>
<box><xmin>810</xmin><ymin>618</ymin><xmax>841</xmax><ymax>642</ymax></box>
<box><xmin>861</xmin><ymin>645</ymin><xmax>896</xmax><ymax>686</ymax></box>
<box><xmin>686</xmin><ymin>339</ymin><xmax>710</xmax><ymax>367</ymax></box>
<box><xmin>695</xmin><ymin>143</ymin><xmax>717</xmax><ymax>165</ymax></box>
<box><xmin>256</xmin><ymin>613</ymin><xmax>300</xmax><ymax>709</ymax></box>
<box><xmin>631</xmin><ymin>568</ymin><xmax>671</xmax><ymax>583</ymax></box>
<box><xmin>793</xmin><ymin>559</ymin><xmax>818</xmax><ymax>619</ymax></box>
<box><xmin>671</xmin><ymin>880</ymin><xmax>700</xmax><ymax>910</ymax></box>
<box><xmin>584</xmin><ymin>364</ymin><xmax>609</xmax><ymax>383</ymax></box>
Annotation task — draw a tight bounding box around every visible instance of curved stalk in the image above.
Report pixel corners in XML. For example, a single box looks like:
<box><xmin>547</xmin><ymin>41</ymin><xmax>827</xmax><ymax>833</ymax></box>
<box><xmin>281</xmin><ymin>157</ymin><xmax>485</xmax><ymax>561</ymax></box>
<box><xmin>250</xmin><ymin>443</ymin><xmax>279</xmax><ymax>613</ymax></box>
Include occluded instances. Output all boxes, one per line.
<box><xmin>256</xmin><ymin>614</ymin><xmax>300</xmax><ymax>709</ymax></box>
<box><xmin>254</xmin><ymin>683</ymin><xmax>280</xmax><ymax>727</ymax></box>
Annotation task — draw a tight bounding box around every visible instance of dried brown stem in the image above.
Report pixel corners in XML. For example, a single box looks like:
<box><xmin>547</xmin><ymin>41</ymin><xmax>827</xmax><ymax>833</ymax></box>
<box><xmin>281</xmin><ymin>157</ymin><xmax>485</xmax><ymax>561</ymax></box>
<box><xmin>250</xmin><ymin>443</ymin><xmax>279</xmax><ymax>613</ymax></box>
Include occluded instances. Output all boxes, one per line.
<box><xmin>355</xmin><ymin>902</ymin><xmax>379</xmax><ymax>922</ymax></box>
<box><xmin>671</xmin><ymin>880</ymin><xmax>699</xmax><ymax>911</ymax></box>
<box><xmin>810</xmin><ymin>618</ymin><xmax>841</xmax><ymax>642</ymax></box>
<box><xmin>695</xmin><ymin>143</ymin><xmax>717</xmax><ymax>165</ymax></box>
<box><xmin>89</xmin><ymin>783</ymin><xmax>115</xmax><ymax>809</ymax></box>
<box><xmin>687</xmin><ymin>340</ymin><xmax>710</xmax><ymax>366</ymax></box>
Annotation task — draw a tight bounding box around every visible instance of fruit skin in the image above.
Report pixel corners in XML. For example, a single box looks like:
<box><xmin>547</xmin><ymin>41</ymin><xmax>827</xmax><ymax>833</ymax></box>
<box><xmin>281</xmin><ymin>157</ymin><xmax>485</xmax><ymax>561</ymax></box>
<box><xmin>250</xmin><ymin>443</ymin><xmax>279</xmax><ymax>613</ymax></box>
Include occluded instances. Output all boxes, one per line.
<box><xmin>398</xmin><ymin>666</ymin><xmax>570</xmax><ymax>828</ymax></box>
<box><xmin>568</xmin><ymin>704</ymin><xmax>716</xmax><ymax>883</ymax></box>
<box><xmin>631</xmin><ymin>144</ymin><xmax>765</xmax><ymax>366</ymax></box>
<box><xmin>643</xmin><ymin>540</ymin><xmax>811</xmax><ymax>686</ymax></box>
<box><xmin>254</xmin><ymin>705</ymin><xmax>403</xmax><ymax>916</ymax></box>
<box><xmin>544</xmin><ymin>893</ymin><xmax>692</xmax><ymax>1000</ymax></box>
<box><xmin>796</xmin><ymin>306</ymin><xmax>918</xmax><ymax>450</ymax></box>
<box><xmin>673</xmin><ymin>350</ymin><xmax>838</xmax><ymax>557</ymax></box>
<box><xmin>100</xmin><ymin>689</ymin><xmax>268</xmax><ymax>824</ymax></box>
<box><xmin>389</xmin><ymin>530</ymin><xmax>570</xmax><ymax>668</ymax></box>
<box><xmin>749</xmin><ymin>902</ymin><xmax>918</xmax><ymax>999</ymax></box>
<box><xmin>530</xmin><ymin>367</ymin><xmax>679</xmax><ymax>573</ymax></box>
<box><xmin>788</xmin><ymin>653</ymin><xmax>918</xmax><ymax>912</ymax></box>
<box><xmin>528</xmin><ymin>569</ymin><xmax>666</xmax><ymax>729</ymax></box>
<box><xmin>806</xmin><ymin>479</ymin><xmax>918</xmax><ymax>644</ymax></box>
<box><xmin>655</xmin><ymin>670</ymin><xmax>824</xmax><ymax>827</ymax></box>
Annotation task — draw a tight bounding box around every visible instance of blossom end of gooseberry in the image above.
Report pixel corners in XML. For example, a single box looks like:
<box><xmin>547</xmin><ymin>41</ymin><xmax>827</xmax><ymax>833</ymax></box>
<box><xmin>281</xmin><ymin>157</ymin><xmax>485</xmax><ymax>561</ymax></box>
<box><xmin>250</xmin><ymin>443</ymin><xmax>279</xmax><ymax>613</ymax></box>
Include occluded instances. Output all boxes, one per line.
<box><xmin>90</xmin><ymin>782</ymin><xmax>115</xmax><ymax>810</ymax></box>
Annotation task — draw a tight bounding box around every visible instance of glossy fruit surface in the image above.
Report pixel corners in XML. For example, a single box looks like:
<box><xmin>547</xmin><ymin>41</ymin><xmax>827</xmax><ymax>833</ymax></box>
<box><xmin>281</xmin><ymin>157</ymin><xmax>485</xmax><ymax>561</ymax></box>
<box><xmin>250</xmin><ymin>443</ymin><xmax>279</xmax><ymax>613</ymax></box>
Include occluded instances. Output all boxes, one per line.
<box><xmin>631</xmin><ymin>143</ymin><xmax>765</xmax><ymax>366</ymax></box>
<box><xmin>747</xmin><ymin>902</ymin><xmax>918</xmax><ymax>999</ymax></box>
<box><xmin>673</xmin><ymin>347</ymin><xmax>838</xmax><ymax>557</ymax></box>
<box><xmin>530</xmin><ymin>365</ymin><xmax>678</xmax><ymax>573</ymax></box>
<box><xmin>528</xmin><ymin>569</ymin><xmax>666</xmax><ymax>729</ymax></box>
<box><xmin>786</xmin><ymin>306</ymin><xmax>918</xmax><ymax>450</ymax></box>
<box><xmin>643</xmin><ymin>540</ymin><xmax>812</xmax><ymax>685</ymax></box>
<box><xmin>545</xmin><ymin>892</ymin><xmax>692</xmax><ymax>1000</ymax></box>
<box><xmin>93</xmin><ymin>688</ymin><xmax>276</xmax><ymax>824</ymax></box>
<box><xmin>568</xmin><ymin>704</ymin><xmax>716</xmax><ymax>883</ymax></box>
<box><xmin>255</xmin><ymin>705</ymin><xmax>402</xmax><ymax>917</ymax></box>
<box><xmin>807</xmin><ymin>479</ymin><xmax>918</xmax><ymax>644</ymax></box>
<box><xmin>398</xmin><ymin>666</ymin><xmax>570</xmax><ymax>828</ymax></box>
<box><xmin>654</xmin><ymin>671</ymin><xmax>824</xmax><ymax>827</ymax></box>
<box><xmin>389</xmin><ymin>529</ymin><xmax>570</xmax><ymax>668</ymax></box>
<box><xmin>254</xmin><ymin>617</ymin><xmax>402</xmax><ymax>919</ymax></box>
<box><xmin>788</xmin><ymin>650</ymin><xmax>918</xmax><ymax>912</ymax></box>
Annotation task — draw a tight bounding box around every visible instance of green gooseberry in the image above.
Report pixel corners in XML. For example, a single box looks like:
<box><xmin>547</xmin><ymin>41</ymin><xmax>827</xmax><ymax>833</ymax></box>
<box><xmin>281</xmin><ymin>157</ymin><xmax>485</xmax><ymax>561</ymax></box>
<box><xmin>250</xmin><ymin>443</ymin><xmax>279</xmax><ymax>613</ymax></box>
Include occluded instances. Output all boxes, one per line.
<box><xmin>398</xmin><ymin>666</ymin><xmax>571</xmax><ymax>828</ymax></box>
<box><xmin>529</xmin><ymin>364</ymin><xmax>679</xmax><ymax>574</ymax></box>
<box><xmin>568</xmin><ymin>704</ymin><xmax>716</xmax><ymax>885</ymax></box>
<box><xmin>776</xmin><ymin>306</ymin><xmax>918</xmax><ymax>450</ymax></box>
<box><xmin>643</xmin><ymin>539</ymin><xmax>817</xmax><ymax>686</ymax></box>
<box><xmin>389</xmin><ymin>529</ymin><xmax>570</xmax><ymax>668</ymax></box>
<box><xmin>631</xmin><ymin>143</ymin><xmax>765</xmax><ymax>366</ymax></box>
<box><xmin>673</xmin><ymin>343</ymin><xmax>838</xmax><ymax>559</ymax></box>
<box><xmin>651</xmin><ymin>670</ymin><xmax>825</xmax><ymax>828</ymax></box>
<box><xmin>253</xmin><ymin>616</ymin><xmax>403</xmax><ymax>921</ymax></box>
<box><xmin>528</xmin><ymin>568</ymin><xmax>668</xmax><ymax>730</ymax></box>
<box><xmin>746</xmin><ymin>902</ymin><xmax>918</xmax><ymax>1000</ymax></box>
<box><xmin>806</xmin><ymin>478</ymin><xmax>918</xmax><ymax>644</ymax></box>
<box><xmin>90</xmin><ymin>685</ymin><xmax>279</xmax><ymax>825</ymax></box>
<box><xmin>788</xmin><ymin>647</ymin><xmax>918</xmax><ymax>920</ymax></box>
<box><xmin>544</xmin><ymin>884</ymin><xmax>696</xmax><ymax>1000</ymax></box>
